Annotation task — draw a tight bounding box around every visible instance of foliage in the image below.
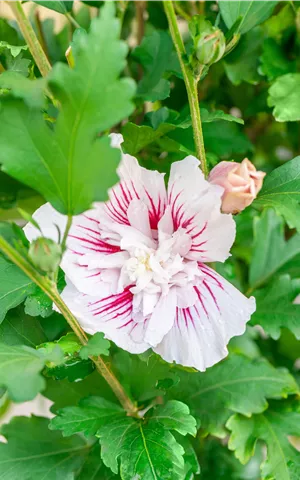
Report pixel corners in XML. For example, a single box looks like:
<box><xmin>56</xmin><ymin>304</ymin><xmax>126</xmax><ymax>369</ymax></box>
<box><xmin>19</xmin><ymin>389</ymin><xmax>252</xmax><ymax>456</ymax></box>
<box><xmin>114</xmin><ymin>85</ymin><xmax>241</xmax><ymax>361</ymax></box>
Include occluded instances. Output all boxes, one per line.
<box><xmin>0</xmin><ymin>1</ymin><xmax>299</xmax><ymax>479</ymax></box>
<box><xmin>227</xmin><ymin>400</ymin><xmax>300</xmax><ymax>480</ymax></box>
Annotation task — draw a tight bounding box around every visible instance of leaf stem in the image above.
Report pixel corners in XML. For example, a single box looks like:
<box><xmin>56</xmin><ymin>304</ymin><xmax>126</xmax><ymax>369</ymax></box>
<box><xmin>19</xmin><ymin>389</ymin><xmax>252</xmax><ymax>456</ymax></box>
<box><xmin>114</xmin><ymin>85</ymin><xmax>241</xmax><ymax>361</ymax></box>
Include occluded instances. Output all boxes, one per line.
<box><xmin>34</xmin><ymin>8</ymin><xmax>50</xmax><ymax>62</ymax></box>
<box><xmin>61</xmin><ymin>214</ymin><xmax>73</xmax><ymax>252</ymax></box>
<box><xmin>65</xmin><ymin>12</ymin><xmax>81</xmax><ymax>30</ymax></box>
<box><xmin>164</xmin><ymin>0</ymin><xmax>208</xmax><ymax>177</ymax></box>
<box><xmin>8</xmin><ymin>1</ymin><xmax>51</xmax><ymax>78</ymax></box>
<box><xmin>174</xmin><ymin>1</ymin><xmax>191</xmax><ymax>22</ymax></box>
<box><xmin>0</xmin><ymin>235</ymin><xmax>138</xmax><ymax>416</ymax></box>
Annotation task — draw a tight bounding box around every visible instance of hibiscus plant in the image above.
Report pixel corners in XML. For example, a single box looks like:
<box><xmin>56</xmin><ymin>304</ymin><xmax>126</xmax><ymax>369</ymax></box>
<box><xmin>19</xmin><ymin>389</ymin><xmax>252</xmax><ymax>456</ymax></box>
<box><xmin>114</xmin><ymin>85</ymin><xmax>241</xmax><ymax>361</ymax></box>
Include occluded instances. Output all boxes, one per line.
<box><xmin>0</xmin><ymin>1</ymin><xmax>299</xmax><ymax>479</ymax></box>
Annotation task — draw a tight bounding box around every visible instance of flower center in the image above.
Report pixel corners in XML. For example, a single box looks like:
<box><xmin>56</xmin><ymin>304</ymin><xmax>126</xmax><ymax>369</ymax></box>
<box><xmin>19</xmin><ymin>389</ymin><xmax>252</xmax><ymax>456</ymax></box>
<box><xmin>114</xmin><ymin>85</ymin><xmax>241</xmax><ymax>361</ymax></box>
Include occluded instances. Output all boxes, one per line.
<box><xmin>119</xmin><ymin>228</ymin><xmax>201</xmax><ymax>297</ymax></box>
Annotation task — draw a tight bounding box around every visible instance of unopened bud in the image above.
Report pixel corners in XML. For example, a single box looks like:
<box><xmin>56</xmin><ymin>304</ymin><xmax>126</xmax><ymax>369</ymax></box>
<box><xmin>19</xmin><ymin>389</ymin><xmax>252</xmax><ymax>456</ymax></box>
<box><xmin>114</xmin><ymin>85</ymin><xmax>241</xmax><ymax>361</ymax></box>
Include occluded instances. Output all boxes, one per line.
<box><xmin>196</xmin><ymin>27</ymin><xmax>226</xmax><ymax>66</ymax></box>
<box><xmin>209</xmin><ymin>159</ymin><xmax>266</xmax><ymax>214</ymax></box>
<box><xmin>29</xmin><ymin>237</ymin><xmax>62</xmax><ymax>273</ymax></box>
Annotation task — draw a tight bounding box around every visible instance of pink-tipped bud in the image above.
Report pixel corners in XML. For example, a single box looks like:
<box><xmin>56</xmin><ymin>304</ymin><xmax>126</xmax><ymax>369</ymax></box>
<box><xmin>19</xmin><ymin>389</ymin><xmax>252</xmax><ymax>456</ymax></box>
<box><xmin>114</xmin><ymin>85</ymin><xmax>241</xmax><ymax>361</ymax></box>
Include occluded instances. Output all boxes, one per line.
<box><xmin>209</xmin><ymin>159</ymin><xmax>266</xmax><ymax>214</ymax></box>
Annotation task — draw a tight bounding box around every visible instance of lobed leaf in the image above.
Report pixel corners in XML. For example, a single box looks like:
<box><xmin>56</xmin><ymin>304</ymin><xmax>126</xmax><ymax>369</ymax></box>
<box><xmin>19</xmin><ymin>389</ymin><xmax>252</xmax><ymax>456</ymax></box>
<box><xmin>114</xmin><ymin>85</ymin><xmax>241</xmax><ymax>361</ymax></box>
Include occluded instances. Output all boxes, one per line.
<box><xmin>227</xmin><ymin>400</ymin><xmax>300</xmax><ymax>480</ymax></box>
<box><xmin>0</xmin><ymin>416</ymin><xmax>87</xmax><ymax>480</ymax></box>
<box><xmin>80</xmin><ymin>332</ymin><xmax>110</xmax><ymax>360</ymax></box>
<box><xmin>254</xmin><ymin>156</ymin><xmax>300</xmax><ymax>231</ymax></box>
<box><xmin>268</xmin><ymin>73</ymin><xmax>300</xmax><ymax>122</ymax></box>
<box><xmin>0</xmin><ymin>3</ymin><xmax>135</xmax><ymax>215</ymax></box>
<box><xmin>168</xmin><ymin>354</ymin><xmax>298</xmax><ymax>437</ymax></box>
<box><xmin>249</xmin><ymin>209</ymin><xmax>300</xmax><ymax>289</ymax></box>
<box><xmin>251</xmin><ymin>275</ymin><xmax>300</xmax><ymax>340</ymax></box>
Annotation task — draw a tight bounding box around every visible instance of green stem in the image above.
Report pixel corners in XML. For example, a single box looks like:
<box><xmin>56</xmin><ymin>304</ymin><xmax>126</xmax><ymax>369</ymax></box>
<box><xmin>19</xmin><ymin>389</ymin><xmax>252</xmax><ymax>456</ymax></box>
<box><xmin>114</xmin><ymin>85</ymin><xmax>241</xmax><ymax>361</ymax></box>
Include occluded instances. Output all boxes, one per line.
<box><xmin>65</xmin><ymin>12</ymin><xmax>81</xmax><ymax>30</ymax></box>
<box><xmin>34</xmin><ymin>9</ymin><xmax>50</xmax><ymax>62</ymax></box>
<box><xmin>174</xmin><ymin>1</ymin><xmax>191</xmax><ymax>22</ymax></box>
<box><xmin>9</xmin><ymin>1</ymin><xmax>51</xmax><ymax>78</ymax></box>
<box><xmin>61</xmin><ymin>214</ymin><xmax>72</xmax><ymax>252</ymax></box>
<box><xmin>164</xmin><ymin>0</ymin><xmax>208</xmax><ymax>177</ymax></box>
<box><xmin>0</xmin><ymin>235</ymin><xmax>137</xmax><ymax>416</ymax></box>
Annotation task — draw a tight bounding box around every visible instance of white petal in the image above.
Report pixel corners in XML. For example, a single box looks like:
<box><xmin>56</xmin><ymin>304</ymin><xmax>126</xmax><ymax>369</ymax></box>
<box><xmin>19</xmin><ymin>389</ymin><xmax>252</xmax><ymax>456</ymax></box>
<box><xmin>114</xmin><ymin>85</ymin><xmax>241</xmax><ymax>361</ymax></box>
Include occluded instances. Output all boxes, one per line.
<box><xmin>167</xmin><ymin>157</ymin><xmax>235</xmax><ymax>263</ymax></box>
<box><xmin>23</xmin><ymin>203</ymin><xmax>67</xmax><ymax>242</ymax></box>
<box><xmin>109</xmin><ymin>133</ymin><xmax>124</xmax><ymax>149</ymax></box>
<box><xmin>24</xmin><ymin>203</ymin><xmax>125</xmax><ymax>296</ymax></box>
<box><xmin>144</xmin><ymin>288</ymin><xmax>177</xmax><ymax>346</ymax></box>
<box><xmin>154</xmin><ymin>265</ymin><xmax>255</xmax><ymax>371</ymax></box>
<box><xmin>106</xmin><ymin>153</ymin><xmax>167</xmax><ymax>229</ymax></box>
<box><xmin>60</xmin><ymin>281</ymin><xmax>150</xmax><ymax>354</ymax></box>
<box><xmin>78</xmin><ymin>251</ymin><xmax>128</xmax><ymax>270</ymax></box>
<box><xmin>61</xmin><ymin>206</ymin><xmax>123</xmax><ymax>295</ymax></box>
<box><xmin>127</xmin><ymin>199</ymin><xmax>152</xmax><ymax>238</ymax></box>
<box><xmin>176</xmin><ymin>285</ymin><xmax>197</xmax><ymax>308</ymax></box>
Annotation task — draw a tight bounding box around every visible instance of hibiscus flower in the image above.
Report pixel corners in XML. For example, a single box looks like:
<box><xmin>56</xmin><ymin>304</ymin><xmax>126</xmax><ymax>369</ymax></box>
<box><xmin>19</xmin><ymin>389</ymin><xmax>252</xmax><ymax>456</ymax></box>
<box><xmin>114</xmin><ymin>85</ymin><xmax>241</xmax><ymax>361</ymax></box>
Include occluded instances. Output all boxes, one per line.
<box><xmin>24</xmin><ymin>134</ymin><xmax>255</xmax><ymax>371</ymax></box>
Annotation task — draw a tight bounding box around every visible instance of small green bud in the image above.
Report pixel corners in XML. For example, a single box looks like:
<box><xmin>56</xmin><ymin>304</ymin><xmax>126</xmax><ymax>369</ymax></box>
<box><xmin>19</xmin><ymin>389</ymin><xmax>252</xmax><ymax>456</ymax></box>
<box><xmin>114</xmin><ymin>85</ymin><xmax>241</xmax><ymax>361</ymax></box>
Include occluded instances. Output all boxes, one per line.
<box><xmin>196</xmin><ymin>27</ymin><xmax>226</xmax><ymax>66</ymax></box>
<box><xmin>29</xmin><ymin>237</ymin><xmax>62</xmax><ymax>273</ymax></box>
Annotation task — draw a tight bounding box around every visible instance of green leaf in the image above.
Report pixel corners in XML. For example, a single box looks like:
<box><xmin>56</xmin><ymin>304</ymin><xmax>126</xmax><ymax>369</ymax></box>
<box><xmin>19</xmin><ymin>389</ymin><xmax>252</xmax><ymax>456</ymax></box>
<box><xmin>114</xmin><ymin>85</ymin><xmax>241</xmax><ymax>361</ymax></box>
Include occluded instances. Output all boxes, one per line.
<box><xmin>122</xmin><ymin>118</ymin><xmax>189</xmax><ymax>156</ymax></box>
<box><xmin>0</xmin><ymin>4</ymin><xmax>135</xmax><ymax>215</ymax></box>
<box><xmin>201</xmin><ymin>121</ymin><xmax>253</xmax><ymax>158</ymax></box>
<box><xmin>224</xmin><ymin>28</ymin><xmax>264</xmax><ymax>85</ymax></box>
<box><xmin>254</xmin><ymin>156</ymin><xmax>300</xmax><ymax>231</ymax></box>
<box><xmin>264</xmin><ymin>4</ymin><xmax>295</xmax><ymax>41</ymax></box>
<box><xmin>219</xmin><ymin>1</ymin><xmax>278</xmax><ymax>34</ymax></box>
<box><xmin>251</xmin><ymin>275</ymin><xmax>300</xmax><ymax>340</ymax></box>
<box><xmin>24</xmin><ymin>287</ymin><xmax>54</xmax><ymax>318</ymax></box>
<box><xmin>132</xmin><ymin>30</ymin><xmax>175</xmax><ymax>101</ymax></box>
<box><xmin>0</xmin><ymin>307</ymin><xmax>47</xmax><ymax>347</ymax></box>
<box><xmin>0</xmin><ymin>72</ymin><xmax>46</xmax><ymax>108</ymax></box>
<box><xmin>46</xmin><ymin>357</ymin><xmax>94</xmax><ymax>382</ymax></box>
<box><xmin>0</xmin><ymin>171</ymin><xmax>33</xmax><ymax>210</ymax></box>
<box><xmin>113</xmin><ymin>351</ymin><xmax>179</xmax><ymax>402</ymax></box>
<box><xmin>51</xmin><ymin>396</ymin><xmax>193</xmax><ymax>479</ymax></box>
<box><xmin>33</xmin><ymin>1</ymin><xmax>74</xmax><ymax>14</ymax></box>
<box><xmin>77</xmin><ymin>443</ymin><xmax>119</xmax><ymax>480</ymax></box>
<box><xmin>176</xmin><ymin>435</ymin><xmax>200</xmax><ymax>480</ymax></box>
<box><xmin>228</xmin><ymin>327</ymin><xmax>261</xmax><ymax>360</ymax></box>
<box><xmin>227</xmin><ymin>401</ymin><xmax>300</xmax><ymax>480</ymax></box>
<box><xmin>0</xmin><ymin>256</ymin><xmax>35</xmax><ymax>323</ymax></box>
<box><xmin>114</xmin><ymin>422</ymin><xmax>185</xmax><ymax>480</ymax></box>
<box><xmin>168</xmin><ymin>354</ymin><xmax>298</xmax><ymax>437</ymax></box>
<box><xmin>44</xmin><ymin>370</ymin><xmax>117</xmax><ymax>411</ymax></box>
<box><xmin>268</xmin><ymin>73</ymin><xmax>300</xmax><ymax>122</ymax></box>
<box><xmin>5</xmin><ymin>56</ymin><xmax>31</xmax><ymax>77</ymax></box>
<box><xmin>151</xmin><ymin>399</ymin><xmax>197</xmax><ymax>436</ymax></box>
<box><xmin>0</xmin><ymin>19</ymin><xmax>21</xmax><ymax>47</ymax></box>
<box><xmin>200</xmin><ymin>108</ymin><xmax>244</xmax><ymax>124</ymax></box>
<box><xmin>0</xmin><ymin>41</ymin><xmax>27</xmax><ymax>58</ymax></box>
<box><xmin>249</xmin><ymin>209</ymin><xmax>300</xmax><ymax>290</ymax></box>
<box><xmin>98</xmin><ymin>415</ymin><xmax>185</xmax><ymax>479</ymax></box>
<box><xmin>259</xmin><ymin>38</ymin><xmax>296</xmax><ymax>81</ymax></box>
<box><xmin>25</xmin><ymin>269</ymin><xmax>66</xmax><ymax>318</ymax></box>
<box><xmin>51</xmin><ymin>332</ymin><xmax>81</xmax><ymax>355</ymax></box>
<box><xmin>122</xmin><ymin>107</ymin><xmax>242</xmax><ymax>156</ymax></box>
<box><xmin>0</xmin><ymin>416</ymin><xmax>87</xmax><ymax>480</ymax></box>
<box><xmin>80</xmin><ymin>332</ymin><xmax>110</xmax><ymax>359</ymax></box>
<box><xmin>50</xmin><ymin>396</ymin><xmax>123</xmax><ymax>437</ymax></box>
<box><xmin>0</xmin><ymin>343</ymin><xmax>51</xmax><ymax>401</ymax></box>
<box><xmin>199</xmin><ymin>437</ymin><xmax>262</xmax><ymax>480</ymax></box>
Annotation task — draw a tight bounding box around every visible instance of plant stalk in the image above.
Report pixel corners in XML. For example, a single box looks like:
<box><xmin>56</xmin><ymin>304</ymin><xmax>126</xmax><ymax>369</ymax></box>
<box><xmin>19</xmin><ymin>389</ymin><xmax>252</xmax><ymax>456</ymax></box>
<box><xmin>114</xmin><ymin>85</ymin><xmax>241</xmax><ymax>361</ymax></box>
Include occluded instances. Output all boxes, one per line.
<box><xmin>66</xmin><ymin>12</ymin><xmax>81</xmax><ymax>30</ymax></box>
<box><xmin>0</xmin><ymin>235</ymin><xmax>137</xmax><ymax>416</ymax></box>
<box><xmin>164</xmin><ymin>0</ymin><xmax>208</xmax><ymax>177</ymax></box>
<box><xmin>8</xmin><ymin>1</ymin><xmax>51</xmax><ymax>77</ymax></box>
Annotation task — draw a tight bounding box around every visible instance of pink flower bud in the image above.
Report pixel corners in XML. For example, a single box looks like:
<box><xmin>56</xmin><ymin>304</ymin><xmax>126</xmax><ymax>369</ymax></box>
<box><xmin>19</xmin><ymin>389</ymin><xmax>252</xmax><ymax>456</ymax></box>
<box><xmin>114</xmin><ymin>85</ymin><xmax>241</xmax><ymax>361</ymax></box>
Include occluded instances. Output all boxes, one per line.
<box><xmin>209</xmin><ymin>159</ymin><xmax>266</xmax><ymax>214</ymax></box>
